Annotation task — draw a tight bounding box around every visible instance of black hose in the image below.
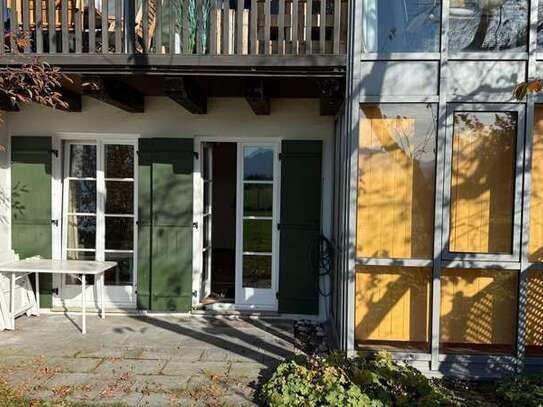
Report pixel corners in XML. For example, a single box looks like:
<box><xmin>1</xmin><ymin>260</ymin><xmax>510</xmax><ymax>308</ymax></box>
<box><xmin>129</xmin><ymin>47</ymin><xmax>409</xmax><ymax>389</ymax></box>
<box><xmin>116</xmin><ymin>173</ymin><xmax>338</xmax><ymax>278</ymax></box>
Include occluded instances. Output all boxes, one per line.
<box><xmin>308</xmin><ymin>235</ymin><xmax>334</xmax><ymax>298</ymax></box>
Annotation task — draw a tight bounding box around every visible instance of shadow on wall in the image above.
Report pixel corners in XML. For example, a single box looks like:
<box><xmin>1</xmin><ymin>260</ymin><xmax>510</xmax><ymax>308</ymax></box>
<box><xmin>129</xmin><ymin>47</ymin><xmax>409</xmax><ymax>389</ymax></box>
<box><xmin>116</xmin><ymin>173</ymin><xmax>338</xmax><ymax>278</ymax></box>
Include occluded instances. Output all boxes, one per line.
<box><xmin>0</xmin><ymin>143</ymin><xmax>10</xmax><ymax>227</ymax></box>
<box><xmin>352</xmin><ymin>53</ymin><xmax>535</xmax><ymax>372</ymax></box>
<box><xmin>355</xmin><ymin>267</ymin><xmax>518</xmax><ymax>354</ymax></box>
<box><xmin>354</xmin><ymin>109</ymin><xmax>521</xmax><ymax>354</ymax></box>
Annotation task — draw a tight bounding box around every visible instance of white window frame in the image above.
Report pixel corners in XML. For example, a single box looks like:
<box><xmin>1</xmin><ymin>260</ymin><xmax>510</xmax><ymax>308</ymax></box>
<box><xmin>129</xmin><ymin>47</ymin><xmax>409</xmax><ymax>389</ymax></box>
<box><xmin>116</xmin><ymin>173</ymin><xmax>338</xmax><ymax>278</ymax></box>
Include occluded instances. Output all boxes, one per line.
<box><xmin>53</xmin><ymin>135</ymin><xmax>139</xmax><ymax>310</ymax></box>
<box><xmin>235</xmin><ymin>142</ymin><xmax>280</xmax><ymax>310</ymax></box>
<box><xmin>192</xmin><ymin>137</ymin><xmax>282</xmax><ymax>311</ymax></box>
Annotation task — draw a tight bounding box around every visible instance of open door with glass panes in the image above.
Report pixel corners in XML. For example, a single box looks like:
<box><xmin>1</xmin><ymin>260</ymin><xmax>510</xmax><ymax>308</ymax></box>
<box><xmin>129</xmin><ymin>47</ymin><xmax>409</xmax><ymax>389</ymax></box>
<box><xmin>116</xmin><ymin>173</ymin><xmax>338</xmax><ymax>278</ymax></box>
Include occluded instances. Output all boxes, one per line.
<box><xmin>201</xmin><ymin>143</ymin><xmax>213</xmax><ymax>301</ymax></box>
<box><xmin>57</xmin><ymin>140</ymin><xmax>137</xmax><ymax>309</ymax></box>
<box><xmin>235</xmin><ymin>143</ymin><xmax>279</xmax><ymax>309</ymax></box>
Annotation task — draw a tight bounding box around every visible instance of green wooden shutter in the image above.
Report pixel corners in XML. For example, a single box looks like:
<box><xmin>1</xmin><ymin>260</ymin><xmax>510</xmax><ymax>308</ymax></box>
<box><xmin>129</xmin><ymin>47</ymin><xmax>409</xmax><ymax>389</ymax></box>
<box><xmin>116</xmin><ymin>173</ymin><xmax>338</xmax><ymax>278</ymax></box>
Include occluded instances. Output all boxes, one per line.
<box><xmin>278</xmin><ymin>140</ymin><xmax>322</xmax><ymax>315</ymax></box>
<box><xmin>11</xmin><ymin>136</ymin><xmax>53</xmax><ymax>308</ymax></box>
<box><xmin>137</xmin><ymin>138</ymin><xmax>194</xmax><ymax>312</ymax></box>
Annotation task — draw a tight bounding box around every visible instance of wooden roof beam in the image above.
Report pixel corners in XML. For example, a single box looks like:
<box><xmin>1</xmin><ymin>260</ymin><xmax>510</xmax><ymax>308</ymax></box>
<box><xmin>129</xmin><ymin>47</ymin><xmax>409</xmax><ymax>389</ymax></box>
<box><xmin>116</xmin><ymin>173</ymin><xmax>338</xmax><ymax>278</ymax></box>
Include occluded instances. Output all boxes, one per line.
<box><xmin>83</xmin><ymin>76</ymin><xmax>144</xmax><ymax>113</ymax></box>
<box><xmin>165</xmin><ymin>78</ymin><xmax>207</xmax><ymax>115</ymax></box>
<box><xmin>245</xmin><ymin>79</ymin><xmax>270</xmax><ymax>115</ymax></box>
<box><xmin>56</xmin><ymin>89</ymin><xmax>82</xmax><ymax>112</ymax></box>
<box><xmin>0</xmin><ymin>93</ymin><xmax>19</xmax><ymax>112</ymax></box>
<box><xmin>318</xmin><ymin>78</ymin><xmax>344</xmax><ymax>116</ymax></box>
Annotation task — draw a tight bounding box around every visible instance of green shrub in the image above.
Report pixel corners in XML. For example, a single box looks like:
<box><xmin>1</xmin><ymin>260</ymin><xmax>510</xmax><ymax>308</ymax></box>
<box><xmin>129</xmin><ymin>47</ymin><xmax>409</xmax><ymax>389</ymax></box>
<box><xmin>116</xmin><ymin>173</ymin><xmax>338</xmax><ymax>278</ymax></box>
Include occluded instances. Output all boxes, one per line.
<box><xmin>260</xmin><ymin>352</ymin><xmax>464</xmax><ymax>407</ymax></box>
<box><xmin>346</xmin><ymin>351</ymin><xmax>461</xmax><ymax>407</ymax></box>
<box><xmin>260</xmin><ymin>355</ymin><xmax>380</xmax><ymax>407</ymax></box>
<box><xmin>260</xmin><ymin>351</ymin><xmax>543</xmax><ymax>407</ymax></box>
<box><xmin>494</xmin><ymin>375</ymin><xmax>543</xmax><ymax>407</ymax></box>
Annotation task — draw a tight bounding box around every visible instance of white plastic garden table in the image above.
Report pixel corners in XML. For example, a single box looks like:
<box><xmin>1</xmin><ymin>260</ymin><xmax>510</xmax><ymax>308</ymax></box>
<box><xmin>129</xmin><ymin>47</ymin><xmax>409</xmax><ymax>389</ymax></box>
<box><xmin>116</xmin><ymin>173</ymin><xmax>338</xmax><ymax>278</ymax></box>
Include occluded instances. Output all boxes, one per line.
<box><xmin>0</xmin><ymin>258</ymin><xmax>117</xmax><ymax>334</ymax></box>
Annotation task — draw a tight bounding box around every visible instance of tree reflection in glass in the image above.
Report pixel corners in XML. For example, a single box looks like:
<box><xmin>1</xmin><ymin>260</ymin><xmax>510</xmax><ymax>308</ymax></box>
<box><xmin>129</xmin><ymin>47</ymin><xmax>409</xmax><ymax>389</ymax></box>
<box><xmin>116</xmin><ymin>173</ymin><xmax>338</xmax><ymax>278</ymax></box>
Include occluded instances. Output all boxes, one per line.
<box><xmin>449</xmin><ymin>0</ymin><xmax>528</xmax><ymax>52</ymax></box>
<box><xmin>363</xmin><ymin>0</ymin><xmax>441</xmax><ymax>52</ymax></box>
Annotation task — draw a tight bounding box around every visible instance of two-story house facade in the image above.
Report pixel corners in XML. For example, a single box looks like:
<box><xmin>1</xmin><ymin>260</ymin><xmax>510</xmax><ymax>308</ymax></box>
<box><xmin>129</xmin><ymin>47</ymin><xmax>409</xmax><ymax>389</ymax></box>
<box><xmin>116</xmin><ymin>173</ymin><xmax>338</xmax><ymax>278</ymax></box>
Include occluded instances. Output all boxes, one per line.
<box><xmin>4</xmin><ymin>0</ymin><xmax>543</xmax><ymax>377</ymax></box>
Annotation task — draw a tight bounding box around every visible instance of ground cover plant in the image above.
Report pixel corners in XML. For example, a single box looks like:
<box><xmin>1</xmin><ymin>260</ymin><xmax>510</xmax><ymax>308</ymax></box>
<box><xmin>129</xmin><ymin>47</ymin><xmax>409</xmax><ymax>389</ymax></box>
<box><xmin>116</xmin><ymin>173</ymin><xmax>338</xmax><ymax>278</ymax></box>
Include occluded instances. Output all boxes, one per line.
<box><xmin>259</xmin><ymin>351</ymin><xmax>543</xmax><ymax>407</ymax></box>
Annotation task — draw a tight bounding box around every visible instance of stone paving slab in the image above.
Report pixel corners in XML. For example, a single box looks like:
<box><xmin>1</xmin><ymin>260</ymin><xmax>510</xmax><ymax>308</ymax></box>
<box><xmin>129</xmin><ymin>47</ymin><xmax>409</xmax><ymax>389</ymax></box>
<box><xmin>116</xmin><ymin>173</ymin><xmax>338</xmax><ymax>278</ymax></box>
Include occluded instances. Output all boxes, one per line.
<box><xmin>162</xmin><ymin>360</ymin><xmax>230</xmax><ymax>377</ymax></box>
<box><xmin>94</xmin><ymin>359</ymin><xmax>168</xmax><ymax>376</ymax></box>
<box><xmin>0</xmin><ymin>314</ymin><xmax>296</xmax><ymax>406</ymax></box>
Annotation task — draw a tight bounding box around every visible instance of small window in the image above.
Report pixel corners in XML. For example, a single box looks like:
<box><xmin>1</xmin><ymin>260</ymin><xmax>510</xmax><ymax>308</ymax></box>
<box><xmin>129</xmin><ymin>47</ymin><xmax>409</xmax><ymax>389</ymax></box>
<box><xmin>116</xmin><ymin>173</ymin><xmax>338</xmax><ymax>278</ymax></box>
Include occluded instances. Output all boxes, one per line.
<box><xmin>362</xmin><ymin>0</ymin><xmax>441</xmax><ymax>53</ymax></box>
<box><xmin>449</xmin><ymin>0</ymin><xmax>528</xmax><ymax>52</ymax></box>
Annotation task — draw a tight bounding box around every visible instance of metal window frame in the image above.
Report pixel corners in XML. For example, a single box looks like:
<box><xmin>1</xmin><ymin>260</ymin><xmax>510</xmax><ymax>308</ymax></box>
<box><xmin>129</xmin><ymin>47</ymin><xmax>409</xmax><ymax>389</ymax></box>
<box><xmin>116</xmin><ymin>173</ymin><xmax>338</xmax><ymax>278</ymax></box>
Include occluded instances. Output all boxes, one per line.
<box><xmin>441</xmin><ymin>103</ymin><xmax>525</xmax><ymax>263</ymax></box>
<box><xmin>355</xmin><ymin>101</ymin><xmax>440</xmax><ymax>271</ymax></box>
<box><xmin>517</xmin><ymin>0</ymin><xmax>540</xmax><ymax>365</ymax></box>
<box><xmin>346</xmin><ymin>0</ymin><xmax>543</xmax><ymax>373</ymax></box>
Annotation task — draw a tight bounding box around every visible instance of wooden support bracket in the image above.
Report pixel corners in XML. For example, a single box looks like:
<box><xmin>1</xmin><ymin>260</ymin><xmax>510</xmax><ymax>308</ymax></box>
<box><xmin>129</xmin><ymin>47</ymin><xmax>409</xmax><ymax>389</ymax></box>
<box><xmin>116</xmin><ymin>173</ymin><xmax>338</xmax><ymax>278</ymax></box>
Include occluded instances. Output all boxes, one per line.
<box><xmin>245</xmin><ymin>79</ymin><xmax>270</xmax><ymax>115</ymax></box>
<box><xmin>317</xmin><ymin>78</ymin><xmax>344</xmax><ymax>116</ymax></box>
<box><xmin>83</xmin><ymin>76</ymin><xmax>144</xmax><ymax>113</ymax></box>
<box><xmin>164</xmin><ymin>78</ymin><xmax>208</xmax><ymax>115</ymax></box>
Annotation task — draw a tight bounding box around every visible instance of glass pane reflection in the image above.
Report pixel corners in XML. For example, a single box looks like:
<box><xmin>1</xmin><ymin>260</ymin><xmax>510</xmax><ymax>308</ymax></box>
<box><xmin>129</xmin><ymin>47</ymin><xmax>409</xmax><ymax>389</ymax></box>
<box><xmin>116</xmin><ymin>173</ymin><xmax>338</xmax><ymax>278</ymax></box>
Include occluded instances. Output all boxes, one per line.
<box><xmin>357</xmin><ymin>104</ymin><xmax>437</xmax><ymax>260</ymax></box>
<box><xmin>362</xmin><ymin>0</ymin><xmax>441</xmax><ymax>52</ymax></box>
<box><xmin>105</xmin><ymin>252</ymin><xmax>134</xmax><ymax>285</ymax></box>
<box><xmin>68</xmin><ymin>180</ymin><xmax>96</xmax><ymax>213</ymax></box>
<box><xmin>449</xmin><ymin>111</ymin><xmax>517</xmax><ymax>254</ymax></box>
<box><xmin>243</xmin><ymin>220</ymin><xmax>272</xmax><ymax>252</ymax></box>
<box><xmin>69</xmin><ymin>145</ymin><xmax>96</xmax><ymax>178</ymax></box>
<box><xmin>242</xmin><ymin>255</ymin><xmax>272</xmax><ymax>288</ymax></box>
<box><xmin>244</xmin><ymin>147</ymin><xmax>273</xmax><ymax>181</ymax></box>
<box><xmin>244</xmin><ymin>184</ymin><xmax>273</xmax><ymax>217</ymax></box>
<box><xmin>105</xmin><ymin>145</ymin><xmax>134</xmax><ymax>179</ymax></box>
<box><xmin>105</xmin><ymin>217</ymin><xmax>134</xmax><ymax>250</ymax></box>
<box><xmin>449</xmin><ymin>0</ymin><xmax>528</xmax><ymax>52</ymax></box>
<box><xmin>105</xmin><ymin>181</ymin><xmax>134</xmax><ymax>214</ymax></box>
<box><xmin>67</xmin><ymin>215</ymin><xmax>96</xmax><ymax>249</ymax></box>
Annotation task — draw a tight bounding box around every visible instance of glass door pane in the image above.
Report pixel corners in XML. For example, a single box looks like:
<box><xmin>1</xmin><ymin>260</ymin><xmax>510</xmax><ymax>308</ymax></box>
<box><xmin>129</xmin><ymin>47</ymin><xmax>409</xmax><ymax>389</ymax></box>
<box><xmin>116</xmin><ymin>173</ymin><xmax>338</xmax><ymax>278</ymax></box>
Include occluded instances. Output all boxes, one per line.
<box><xmin>65</xmin><ymin>143</ymin><xmax>97</xmax><ymax>284</ymax></box>
<box><xmin>104</xmin><ymin>144</ymin><xmax>136</xmax><ymax>286</ymax></box>
<box><xmin>202</xmin><ymin>144</ymin><xmax>213</xmax><ymax>284</ymax></box>
<box><xmin>240</xmin><ymin>146</ymin><xmax>275</xmax><ymax>298</ymax></box>
<box><xmin>61</xmin><ymin>141</ymin><xmax>137</xmax><ymax>308</ymax></box>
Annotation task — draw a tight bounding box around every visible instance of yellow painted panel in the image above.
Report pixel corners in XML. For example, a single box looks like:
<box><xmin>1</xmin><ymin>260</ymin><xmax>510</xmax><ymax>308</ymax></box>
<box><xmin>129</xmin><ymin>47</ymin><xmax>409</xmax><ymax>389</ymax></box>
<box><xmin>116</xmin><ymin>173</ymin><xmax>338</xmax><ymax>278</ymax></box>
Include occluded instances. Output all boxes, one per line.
<box><xmin>449</xmin><ymin>112</ymin><xmax>516</xmax><ymax>254</ymax></box>
<box><xmin>355</xmin><ymin>266</ymin><xmax>431</xmax><ymax>342</ymax></box>
<box><xmin>527</xmin><ymin>270</ymin><xmax>543</xmax><ymax>346</ymax></box>
<box><xmin>529</xmin><ymin>108</ymin><xmax>543</xmax><ymax>262</ymax></box>
<box><xmin>357</xmin><ymin>106</ymin><xmax>435</xmax><ymax>259</ymax></box>
<box><xmin>440</xmin><ymin>269</ymin><xmax>517</xmax><ymax>345</ymax></box>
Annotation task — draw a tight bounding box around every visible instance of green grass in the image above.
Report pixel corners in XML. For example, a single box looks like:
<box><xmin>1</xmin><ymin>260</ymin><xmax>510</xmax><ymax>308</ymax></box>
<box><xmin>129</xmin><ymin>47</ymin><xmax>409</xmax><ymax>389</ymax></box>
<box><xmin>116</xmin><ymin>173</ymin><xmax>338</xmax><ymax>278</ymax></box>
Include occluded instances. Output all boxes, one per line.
<box><xmin>243</xmin><ymin>219</ymin><xmax>272</xmax><ymax>252</ymax></box>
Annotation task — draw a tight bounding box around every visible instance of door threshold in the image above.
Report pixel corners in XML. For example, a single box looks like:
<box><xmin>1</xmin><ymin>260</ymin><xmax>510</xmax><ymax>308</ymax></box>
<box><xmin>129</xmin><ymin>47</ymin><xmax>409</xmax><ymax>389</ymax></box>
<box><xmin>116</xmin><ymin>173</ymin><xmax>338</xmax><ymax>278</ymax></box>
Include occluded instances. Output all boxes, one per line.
<box><xmin>196</xmin><ymin>302</ymin><xmax>279</xmax><ymax>315</ymax></box>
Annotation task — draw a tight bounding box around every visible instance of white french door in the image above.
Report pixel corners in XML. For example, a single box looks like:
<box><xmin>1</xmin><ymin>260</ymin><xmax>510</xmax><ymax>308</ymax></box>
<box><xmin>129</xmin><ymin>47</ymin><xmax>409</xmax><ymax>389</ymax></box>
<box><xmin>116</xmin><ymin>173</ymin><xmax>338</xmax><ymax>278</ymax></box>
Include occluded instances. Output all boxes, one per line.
<box><xmin>235</xmin><ymin>143</ymin><xmax>279</xmax><ymax>309</ymax></box>
<box><xmin>57</xmin><ymin>140</ymin><xmax>138</xmax><ymax>309</ymax></box>
<box><xmin>201</xmin><ymin>143</ymin><xmax>213</xmax><ymax>300</ymax></box>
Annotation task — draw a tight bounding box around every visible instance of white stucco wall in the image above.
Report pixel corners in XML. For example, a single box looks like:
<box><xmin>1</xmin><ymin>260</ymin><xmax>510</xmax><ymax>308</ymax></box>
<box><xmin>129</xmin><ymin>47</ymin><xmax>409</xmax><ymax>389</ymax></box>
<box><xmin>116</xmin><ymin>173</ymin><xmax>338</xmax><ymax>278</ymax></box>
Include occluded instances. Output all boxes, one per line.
<box><xmin>7</xmin><ymin>97</ymin><xmax>332</xmax><ymax>140</ymax></box>
<box><xmin>0</xmin><ymin>118</ymin><xmax>10</xmax><ymax>254</ymax></box>
<box><xmin>6</xmin><ymin>96</ymin><xmax>335</xmax><ymax>319</ymax></box>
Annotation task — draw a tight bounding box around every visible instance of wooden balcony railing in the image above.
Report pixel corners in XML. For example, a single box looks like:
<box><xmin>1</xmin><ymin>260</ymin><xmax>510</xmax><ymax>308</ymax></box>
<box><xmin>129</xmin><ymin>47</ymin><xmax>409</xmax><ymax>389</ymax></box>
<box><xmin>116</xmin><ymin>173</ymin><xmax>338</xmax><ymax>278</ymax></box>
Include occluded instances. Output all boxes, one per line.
<box><xmin>0</xmin><ymin>0</ymin><xmax>347</xmax><ymax>58</ymax></box>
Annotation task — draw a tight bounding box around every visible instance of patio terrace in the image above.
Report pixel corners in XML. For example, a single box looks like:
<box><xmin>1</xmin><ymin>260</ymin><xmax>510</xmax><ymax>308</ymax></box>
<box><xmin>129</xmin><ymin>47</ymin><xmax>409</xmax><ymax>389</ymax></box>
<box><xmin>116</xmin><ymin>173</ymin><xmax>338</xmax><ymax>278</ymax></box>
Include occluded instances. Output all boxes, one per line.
<box><xmin>0</xmin><ymin>313</ymin><xmax>296</xmax><ymax>405</ymax></box>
